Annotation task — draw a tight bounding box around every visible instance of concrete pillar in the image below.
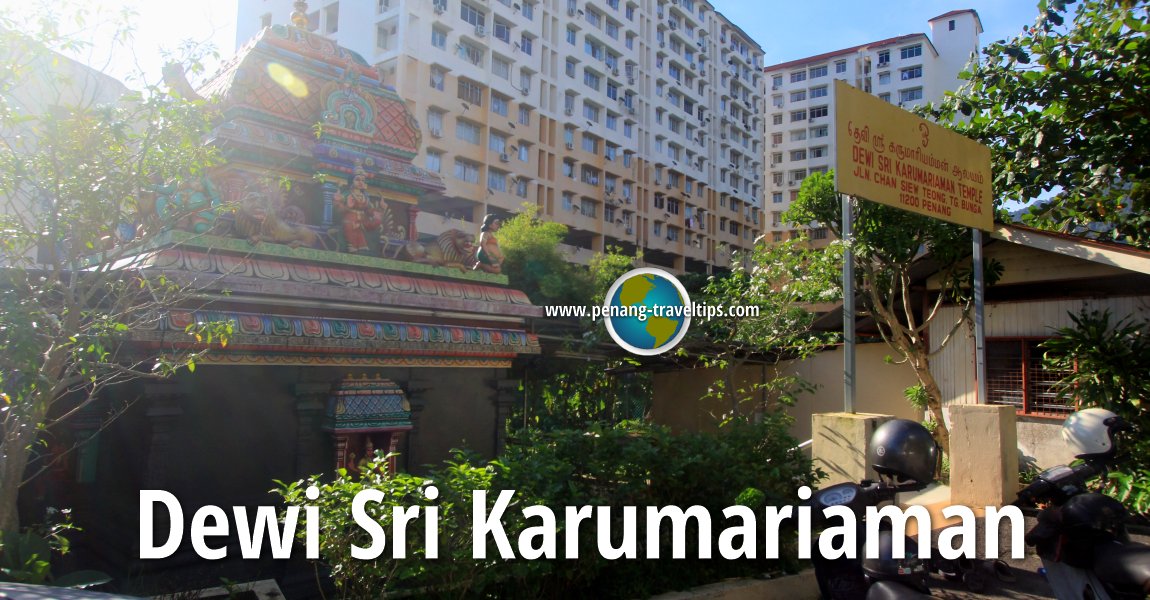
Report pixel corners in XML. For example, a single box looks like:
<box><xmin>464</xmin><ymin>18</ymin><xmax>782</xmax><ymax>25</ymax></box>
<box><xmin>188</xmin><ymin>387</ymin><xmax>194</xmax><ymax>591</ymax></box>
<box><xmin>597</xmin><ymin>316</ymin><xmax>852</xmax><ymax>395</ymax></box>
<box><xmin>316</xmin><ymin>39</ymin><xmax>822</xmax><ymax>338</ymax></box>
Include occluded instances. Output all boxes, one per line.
<box><xmin>949</xmin><ymin>404</ymin><xmax>1018</xmax><ymax>506</ymax></box>
<box><xmin>812</xmin><ymin>412</ymin><xmax>893</xmax><ymax>485</ymax></box>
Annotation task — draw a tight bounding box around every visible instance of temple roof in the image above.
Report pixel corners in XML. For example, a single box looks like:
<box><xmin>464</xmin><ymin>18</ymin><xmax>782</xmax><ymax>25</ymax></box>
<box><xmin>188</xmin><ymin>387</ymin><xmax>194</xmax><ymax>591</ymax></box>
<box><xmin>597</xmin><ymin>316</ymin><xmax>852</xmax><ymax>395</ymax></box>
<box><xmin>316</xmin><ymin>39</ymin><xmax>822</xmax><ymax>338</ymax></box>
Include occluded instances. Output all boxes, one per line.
<box><xmin>198</xmin><ymin>24</ymin><xmax>442</xmax><ymax>193</ymax></box>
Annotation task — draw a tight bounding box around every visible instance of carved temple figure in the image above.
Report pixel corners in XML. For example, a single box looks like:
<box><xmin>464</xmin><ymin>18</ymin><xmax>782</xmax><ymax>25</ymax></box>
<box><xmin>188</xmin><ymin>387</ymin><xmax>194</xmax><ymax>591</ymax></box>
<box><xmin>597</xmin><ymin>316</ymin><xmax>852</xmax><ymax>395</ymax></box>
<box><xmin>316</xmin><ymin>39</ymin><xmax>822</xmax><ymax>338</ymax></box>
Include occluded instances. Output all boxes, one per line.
<box><xmin>472</xmin><ymin>214</ymin><xmax>504</xmax><ymax>274</ymax></box>
<box><xmin>403</xmin><ymin>229</ymin><xmax>474</xmax><ymax>272</ymax></box>
<box><xmin>154</xmin><ymin>175</ymin><xmax>221</xmax><ymax>234</ymax></box>
<box><xmin>234</xmin><ymin>183</ymin><xmax>322</xmax><ymax>249</ymax></box>
<box><xmin>333</xmin><ymin>165</ymin><xmax>383</xmax><ymax>254</ymax></box>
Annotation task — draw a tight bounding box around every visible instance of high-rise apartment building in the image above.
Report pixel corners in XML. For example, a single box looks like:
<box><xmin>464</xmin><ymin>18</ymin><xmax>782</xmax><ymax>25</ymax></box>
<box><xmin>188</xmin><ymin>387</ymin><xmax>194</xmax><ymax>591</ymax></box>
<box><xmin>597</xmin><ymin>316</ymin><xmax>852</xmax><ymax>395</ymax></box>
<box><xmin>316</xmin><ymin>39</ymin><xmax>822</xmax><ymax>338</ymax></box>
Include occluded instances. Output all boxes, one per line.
<box><xmin>235</xmin><ymin>0</ymin><xmax>766</xmax><ymax>273</ymax></box>
<box><xmin>762</xmin><ymin>10</ymin><xmax>981</xmax><ymax>243</ymax></box>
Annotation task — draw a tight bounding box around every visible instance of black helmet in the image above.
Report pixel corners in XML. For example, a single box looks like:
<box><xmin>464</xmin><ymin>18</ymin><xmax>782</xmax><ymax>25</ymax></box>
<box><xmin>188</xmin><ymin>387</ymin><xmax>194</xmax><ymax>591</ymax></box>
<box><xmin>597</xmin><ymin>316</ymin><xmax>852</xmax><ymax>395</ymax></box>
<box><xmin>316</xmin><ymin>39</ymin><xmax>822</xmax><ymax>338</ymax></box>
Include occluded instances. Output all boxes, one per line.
<box><xmin>869</xmin><ymin>419</ymin><xmax>939</xmax><ymax>484</ymax></box>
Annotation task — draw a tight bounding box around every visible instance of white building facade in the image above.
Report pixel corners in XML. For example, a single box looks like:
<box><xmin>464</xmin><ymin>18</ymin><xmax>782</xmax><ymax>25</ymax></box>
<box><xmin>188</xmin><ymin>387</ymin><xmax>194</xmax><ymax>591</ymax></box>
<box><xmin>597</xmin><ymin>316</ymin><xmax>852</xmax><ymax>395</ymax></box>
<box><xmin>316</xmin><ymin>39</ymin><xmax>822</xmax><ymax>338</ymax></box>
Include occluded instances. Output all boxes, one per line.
<box><xmin>235</xmin><ymin>0</ymin><xmax>766</xmax><ymax>273</ymax></box>
<box><xmin>762</xmin><ymin>9</ymin><xmax>981</xmax><ymax>242</ymax></box>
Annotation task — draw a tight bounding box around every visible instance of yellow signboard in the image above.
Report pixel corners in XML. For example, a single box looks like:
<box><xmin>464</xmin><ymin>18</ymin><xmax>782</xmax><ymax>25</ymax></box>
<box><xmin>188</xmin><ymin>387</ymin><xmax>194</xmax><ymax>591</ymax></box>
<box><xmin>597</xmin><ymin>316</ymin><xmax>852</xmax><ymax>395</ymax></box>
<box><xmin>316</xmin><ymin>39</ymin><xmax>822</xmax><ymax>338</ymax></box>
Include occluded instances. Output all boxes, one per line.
<box><xmin>834</xmin><ymin>79</ymin><xmax>993</xmax><ymax>231</ymax></box>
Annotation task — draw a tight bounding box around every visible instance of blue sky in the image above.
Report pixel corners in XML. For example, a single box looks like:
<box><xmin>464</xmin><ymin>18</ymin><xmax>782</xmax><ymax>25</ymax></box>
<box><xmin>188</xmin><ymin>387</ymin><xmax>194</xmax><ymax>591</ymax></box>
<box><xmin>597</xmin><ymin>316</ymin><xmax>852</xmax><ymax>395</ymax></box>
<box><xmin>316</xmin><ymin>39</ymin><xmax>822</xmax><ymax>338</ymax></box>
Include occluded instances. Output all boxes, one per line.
<box><xmin>0</xmin><ymin>0</ymin><xmax>1044</xmax><ymax>84</ymax></box>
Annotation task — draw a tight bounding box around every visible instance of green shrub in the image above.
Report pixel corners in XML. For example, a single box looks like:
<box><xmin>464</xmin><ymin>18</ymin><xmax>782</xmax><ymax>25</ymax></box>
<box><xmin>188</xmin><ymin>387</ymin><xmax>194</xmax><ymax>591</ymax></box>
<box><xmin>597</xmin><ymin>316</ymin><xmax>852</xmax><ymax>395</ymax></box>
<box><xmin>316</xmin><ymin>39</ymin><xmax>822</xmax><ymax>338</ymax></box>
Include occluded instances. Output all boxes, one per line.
<box><xmin>277</xmin><ymin>414</ymin><xmax>816</xmax><ymax>599</ymax></box>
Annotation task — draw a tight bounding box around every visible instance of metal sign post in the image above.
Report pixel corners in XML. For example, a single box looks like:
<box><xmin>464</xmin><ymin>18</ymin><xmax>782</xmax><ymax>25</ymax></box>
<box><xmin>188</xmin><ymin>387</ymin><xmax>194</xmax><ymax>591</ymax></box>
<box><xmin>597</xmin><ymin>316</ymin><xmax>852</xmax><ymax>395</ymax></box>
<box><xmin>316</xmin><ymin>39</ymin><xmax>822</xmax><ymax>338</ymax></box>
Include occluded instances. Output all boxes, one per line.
<box><xmin>973</xmin><ymin>229</ymin><xmax>987</xmax><ymax>403</ymax></box>
<box><xmin>843</xmin><ymin>194</ymin><xmax>856</xmax><ymax>414</ymax></box>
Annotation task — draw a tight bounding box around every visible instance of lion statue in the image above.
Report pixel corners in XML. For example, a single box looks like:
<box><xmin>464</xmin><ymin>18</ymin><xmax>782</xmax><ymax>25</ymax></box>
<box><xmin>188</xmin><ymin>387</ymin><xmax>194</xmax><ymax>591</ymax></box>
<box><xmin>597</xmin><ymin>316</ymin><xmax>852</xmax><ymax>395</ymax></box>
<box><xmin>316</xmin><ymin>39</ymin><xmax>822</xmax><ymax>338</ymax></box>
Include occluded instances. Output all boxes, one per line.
<box><xmin>403</xmin><ymin>229</ymin><xmax>474</xmax><ymax>272</ymax></box>
<box><xmin>235</xmin><ymin>188</ymin><xmax>322</xmax><ymax>249</ymax></box>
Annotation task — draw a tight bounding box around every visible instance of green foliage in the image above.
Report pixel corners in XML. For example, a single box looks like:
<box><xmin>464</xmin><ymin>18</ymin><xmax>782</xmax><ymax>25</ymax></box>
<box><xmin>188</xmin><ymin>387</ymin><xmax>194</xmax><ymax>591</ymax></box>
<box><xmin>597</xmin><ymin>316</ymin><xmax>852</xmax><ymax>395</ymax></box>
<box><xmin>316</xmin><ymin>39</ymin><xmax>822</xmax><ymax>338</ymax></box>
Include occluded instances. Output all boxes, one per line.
<box><xmin>0</xmin><ymin>4</ymin><xmax>229</xmax><ymax>531</ymax></box>
<box><xmin>904</xmin><ymin>384</ymin><xmax>930</xmax><ymax>411</ymax></box>
<box><xmin>517</xmin><ymin>358</ymin><xmax>650</xmax><ymax>430</ymax></box>
<box><xmin>0</xmin><ymin>511</ymin><xmax>110</xmax><ymax>588</ymax></box>
<box><xmin>930</xmin><ymin>0</ymin><xmax>1150</xmax><ymax>247</ymax></box>
<box><xmin>784</xmin><ymin>171</ymin><xmax>1004</xmax><ymax>454</ymax></box>
<box><xmin>278</xmin><ymin>417</ymin><xmax>817</xmax><ymax>599</ymax></box>
<box><xmin>1040</xmin><ymin>308</ymin><xmax>1150</xmax><ymax>516</ymax></box>
<box><xmin>497</xmin><ymin>205</ymin><xmax>590</xmax><ymax>306</ymax></box>
<box><xmin>693</xmin><ymin>236</ymin><xmax>840</xmax><ymax>415</ymax></box>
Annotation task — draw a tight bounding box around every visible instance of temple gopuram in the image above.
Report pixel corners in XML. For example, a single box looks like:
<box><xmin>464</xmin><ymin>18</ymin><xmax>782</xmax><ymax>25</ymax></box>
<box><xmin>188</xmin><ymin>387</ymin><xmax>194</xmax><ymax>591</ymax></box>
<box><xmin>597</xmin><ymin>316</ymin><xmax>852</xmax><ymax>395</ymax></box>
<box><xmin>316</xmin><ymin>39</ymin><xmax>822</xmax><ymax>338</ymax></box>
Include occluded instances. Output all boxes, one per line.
<box><xmin>25</xmin><ymin>7</ymin><xmax>541</xmax><ymax>589</ymax></box>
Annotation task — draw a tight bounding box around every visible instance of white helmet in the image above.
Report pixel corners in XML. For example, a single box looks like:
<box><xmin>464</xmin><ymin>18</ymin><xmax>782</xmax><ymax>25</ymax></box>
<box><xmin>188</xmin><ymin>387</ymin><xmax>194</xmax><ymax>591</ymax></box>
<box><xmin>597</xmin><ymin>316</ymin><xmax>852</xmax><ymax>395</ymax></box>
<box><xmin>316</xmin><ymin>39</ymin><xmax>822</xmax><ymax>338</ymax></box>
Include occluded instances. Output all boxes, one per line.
<box><xmin>1062</xmin><ymin>408</ymin><xmax>1125</xmax><ymax>459</ymax></box>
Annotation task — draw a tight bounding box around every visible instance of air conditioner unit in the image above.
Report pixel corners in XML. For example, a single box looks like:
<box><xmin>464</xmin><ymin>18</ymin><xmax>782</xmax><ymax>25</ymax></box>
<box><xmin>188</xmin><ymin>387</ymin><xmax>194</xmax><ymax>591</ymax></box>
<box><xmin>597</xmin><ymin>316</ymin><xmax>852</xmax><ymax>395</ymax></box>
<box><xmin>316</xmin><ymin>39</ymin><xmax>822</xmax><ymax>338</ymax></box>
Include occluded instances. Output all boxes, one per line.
<box><xmin>565</xmin><ymin>142</ymin><xmax>574</xmax><ymax>150</ymax></box>
<box><xmin>520</xmin><ymin>87</ymin><xmax>530</xmax><ymax>96</ymax></box>
<box><xmin>430</xmin><ymin>128</ymin><xmax>443</xmax><ymax>138</ymax></box>
<box><xmin>659</xmin><ymin>41</ymin><xmax>666</xmax><ymax>49</ymax></box>
<box><xmin>434</xmin><ymin>5</ymin><xmax>445</xmax><ymax>15</ymax></box>
<box><xmin>625</xmin><ymin>227</ymin><xmax>634</xmax><ymax>234</ymax></box>
<box><xmin>665</xmin><ymin>183</ymin><xmax>674</xmax><ymax>190</ymax></box>
<box><xmin>771</xmin><ymin>143</ymin><xmax>778</xmax><ymax>148</ymax></box>
<box><xmin>567</xmin><ymin>8</ymin><xmax>577</xmax><ymax>16</ymax></box>
<box><xmin>771</xmin><ymin>84</ymin><xmax>780</xmax><ymax>90</ymax></box>
<box><xmin>627</xmin><ymin>107</ymin><xmax>636</xmax><ymax>115</ymax></box>
<box><xmin>878</xmin><ymin>61</ymin><xmax>889</xmax><ymax>68</ymax></box>
<box><xmin>689</xmin><ymin>63</ymin><xmax>696</xmax><ymax>70</ymax></box>
<box><xmin>564</xmin><ymin>108</ymin><xmax>575</xmax><ymax>116</ymax></box>
<box><xmin>499</xmin><ymin>153</ymin><xmax>510</xmax><ymax>162</ymax></box>
<box><xmin>612</xmin><ymin>67</ymin><xmax>619</xmax><ymax>76</ymax></box>
<box><xmin>627</xmin><ymin>77</ymin><xmax>635</xmax><ymax>85</ymax></box>
<box><xmin>475</xmin><ymin>25</ymin><xmax>486</xmax><ymax>37</ymax></box>
<box><xmin>669</xmin><ymin>22</ymin><xmax>678</xmax><ymax>30</ymax></box>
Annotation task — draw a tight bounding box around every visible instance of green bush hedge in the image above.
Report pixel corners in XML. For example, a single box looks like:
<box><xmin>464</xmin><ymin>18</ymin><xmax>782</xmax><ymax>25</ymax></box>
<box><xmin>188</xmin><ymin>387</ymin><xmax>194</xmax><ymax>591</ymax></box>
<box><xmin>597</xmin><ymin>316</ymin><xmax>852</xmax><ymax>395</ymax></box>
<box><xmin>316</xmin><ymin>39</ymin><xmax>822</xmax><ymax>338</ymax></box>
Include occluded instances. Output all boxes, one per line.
<box><xmin>277</xmin><ymin>414</ymin><xmax>818</xmax><ymax>599</ymax></box>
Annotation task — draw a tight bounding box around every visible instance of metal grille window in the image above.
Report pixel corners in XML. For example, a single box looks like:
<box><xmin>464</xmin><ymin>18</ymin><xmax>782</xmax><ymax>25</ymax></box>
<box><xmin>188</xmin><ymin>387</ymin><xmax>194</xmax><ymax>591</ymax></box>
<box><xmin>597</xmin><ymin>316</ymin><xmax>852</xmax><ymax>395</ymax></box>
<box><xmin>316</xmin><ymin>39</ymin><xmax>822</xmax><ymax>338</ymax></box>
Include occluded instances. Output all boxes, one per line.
<box><xmin>986</xmin><ymin>339</ymin><xmax>1074</xmax><ymax>416</ymax></box>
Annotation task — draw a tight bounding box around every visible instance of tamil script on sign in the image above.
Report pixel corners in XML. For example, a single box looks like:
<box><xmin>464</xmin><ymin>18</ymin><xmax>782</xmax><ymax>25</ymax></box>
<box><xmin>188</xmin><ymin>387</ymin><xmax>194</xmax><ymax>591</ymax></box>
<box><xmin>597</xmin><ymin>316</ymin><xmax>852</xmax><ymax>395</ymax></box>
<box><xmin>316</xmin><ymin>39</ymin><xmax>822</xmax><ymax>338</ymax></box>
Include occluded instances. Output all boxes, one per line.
<box><xmin>834</xmin><ymin>79</ymin><xmax>993</xmax><ymax>231</ymax></box>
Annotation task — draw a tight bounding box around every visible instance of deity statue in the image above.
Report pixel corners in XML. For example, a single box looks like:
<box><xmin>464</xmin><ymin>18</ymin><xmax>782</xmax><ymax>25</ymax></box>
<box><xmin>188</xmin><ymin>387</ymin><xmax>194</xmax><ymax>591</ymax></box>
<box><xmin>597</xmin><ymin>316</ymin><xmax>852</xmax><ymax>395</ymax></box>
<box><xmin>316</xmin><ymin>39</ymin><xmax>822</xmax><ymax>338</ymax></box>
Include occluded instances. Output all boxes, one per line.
<box><xmin>154</xmin><ymin>175</ymin><xmax>221</xmax><ymax>234</ymax></box>
<box><xmin>333</xmin><ymin>164</ymin><xmax>383</xmax><ymax>254</ymax></box>
<box><xmin>472</xmin><ymin>214</ymin><xmax>505</xmax><ymax>274</ymax></box>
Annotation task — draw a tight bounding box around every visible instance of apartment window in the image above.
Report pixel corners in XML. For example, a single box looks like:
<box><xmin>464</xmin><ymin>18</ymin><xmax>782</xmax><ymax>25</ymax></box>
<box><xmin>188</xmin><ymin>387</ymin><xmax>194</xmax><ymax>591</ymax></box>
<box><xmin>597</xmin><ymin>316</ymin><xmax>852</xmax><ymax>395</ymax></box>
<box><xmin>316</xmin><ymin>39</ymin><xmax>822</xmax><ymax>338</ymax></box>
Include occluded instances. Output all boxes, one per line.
<box><xmin>877</xmin><ymin>49</ymin><xmax>890</xmax><ymax>64</ymax></box>
<box><xmin>900</xmin><ymin>65</ymin><xmax>922</xmax><ymax>80</ymax></box>
<box><xmin>879</xmin><ymin>92</ymin><xmax>891</xmax><ymax>103</ymax></box>
<box><xmin>900</xmin><ymin>44</ymin><xmax>922</xmax><ymax>60</ymax></box>
<box><xmin>456</xmin><ymin>120</ymin><xmax>481</xmax><ymax>144</ymax></box>
<box><xmin>429</xmin><ymin>66</ymin><xmax>446</xmax><ymax>91</ymax></box>
<box><xmin>772</xmin><ymin>75</ymin><xmax>783</xmax><ymax>88</ymax></box>
<box><xmin>584</xmin><ymin>69</ymin><xmax>601</xmax><ymax>91</ymax></box>
<box><xmin>521</xmin><ymin>1</ymin><xmax>534</xmax><ymax>19</ymax></box>
<box><xmin>809</xmin><ymin>65</ymin><xmax>827</xmax><ymax>78</ymax></box>
<box><xmin>494</xmin><ymin>19</ymin><xmax>511</xmax><ymax>43</ymax></box>
<box><xmin>772</xmin><ymin>192</ymin><xmax>783</xmax><ymax>204</ymax></box>
<box><xmin>789</xmin><ymin>169</ymin><xmax>806</xmax><ymax>184</ymax></box>
<box><xmin>492</xmin><ymin>57</ymin><xmax>511</xmax><ymax>80</ymax></box>
<box><xmin>810</xmin><ymin>85</ymin><xmax>828</xmax><ymax>99</ymax></box>
<box><xmin>790</xmin><ymin>110</ymin><xmax>807</xmax><ymax>122</ymax></box>
<box><xmin>519</xmin><ymin>70</ymin><xmax>532</xmax><ymax>93</ymax></box>
<box><xmin>518</xmin><ymin>105</ymin><xmax>531</xmax><ymax>126</ymax></box>
<box><xmin>565</xmin><ymin>58</ymin><xmax>576</xmax><ymax>78</ymax></box>
<box><xmin>949</xmin><ymin>19</ymin><xmax>955</xmax><ymax>31</ymax></box>
<box><xmin>566</xmin><ymin>26</ymin><xmax>577</xmax><ymax>45</ymax></box>
<box><xmin>426</xmin><ymin>109</ymin><xmax>444</xmax><ymax>136</ymax></box>
<box><xmin>771</xmin><ymin>211</ymin><xmax>781</xmax><ymax>226</ymax></box>
<box><xmin>771</xmin><ymin>152</ymin><xmax>782</xmax><ymax>165</ymax></box>
<box><xmin>488</xmin><ymin>168</ymin><xmax>507</xmax><ymax>192</ymax></box>
<box><xmin>987</xmin><ymin>339</ymin><xmax>1074</xmax><ymax>416</ymax></box>
<box><xmin>520</xmin><ymin>33</ymin><xmax>533</xmax><ymax>55</ymax></box>
<box><xmin>625</xmin><ymin>5</ymin><xmax>634</xmax><ymax>20</ymax></box>
<box><xmin>562</xmin><ymin>159</ymin><xmax>575</xmax><ymax>178</ymax></box>
<box><xmin>457</xmin><ymin>78</ymin><xmax>483</xmax><ymax>105</ymax></box>
<box><xmin>458</xmin><ymin>40</ymin><xmax>484</xmax><ymax>65</ymax></box>
<box><xmin>460</xmin><ymin>3</ymin><xmax>486</xmax><ymax>28</ymax></box>
<box><xmin>790</xmin><ymin>149</ymin><xmax>807</xmax><ymax>161</ymax></box>
<box><xmin>377</xmin><ymin>0</ymin><xmax>391</xmax><ymax>12</ymax></box>
<box><xmin>811</xmin><ymin>227</ymin><xmax>828</xmax><ymax>240</ymax></box>
<box><xmin>772</xmin><ymin>231</ymin><xmax>783</xmax><ymax>242</ymax></box>
<box><xmin>516</xmin><ymin>177</ymin><xmax>529</xmax><ymax>198</ymax></box>
<box><xmin>899</xmin><ymin>88</ymin><xmax>923</xmax><ymax>103</ymax></box>
<box><xmin>562</xmin><ymin>192</ymin><xmax>574</xmax><ymax>211</ymax></box>
<box><xmin>811</xmin><ymin>126</ymin><xmax>828</xmax><ymax>138</ymax></box>
<box><xmin>454</xmin><ymin>159</ymin><xmax>480</xmax><ymax>183</ymax></box>
<box><xmin>878</xmin><ymin>72</ymin><xmax>891</xmax><ymax>85</ymax></box>
<box><xmin>835</xmin><ymin>60</ymin><xmax>846</xmax><ymax>73</ymax></box>
<box><xmin>580</xmin><ymin>199</ymin><xmax>597</xmax><ymax>218</ymax></box>
<box><xmin>431</xmin><ymin>26</ymin><xmax>447</xmax><ymax>49</ymax></box>
<box><xmin>811</xmin><ymin>146</ymin><xmax>827</xmax><ymax>158</ymax></box>
<box><xmin>518</xmin><ymin>143</ymin><xmax>530</xmax><ymax>162</ymax></box>
<box><xmin>491</xmin><ymin>93</ymin><xmax>509</xmax><ymax>116</ymax></box>
<box><xmin>772</xmin><ymin>113</ymin><xmax>783</xmax><ymax>125</ymax></box>
<box><xmin>581</xmin><ymin>135</ymin><xmax>599</xmax><ymax>154</ymax></box>
<box><xmin>425</xmin><ymin>150</ymin><xmax>442</xmax><ymax>173</ymax></box>
<box><xmin>583</xmin><ymin>103</ymin><xmax>600</xmax><ymax>121</ymax></box>
<box><xmin>489</xmin><ymin>131</ymin><xmax>507</xmax><ymax>153</ymax></box>
<box><xmin>790</xmin><ymin>70</ymin><xmax>806</xmax><ymax>83</ymax></box>
<box><xmin>585</xmin><ymin>7</ymin><xmax>602</xmax><ymax>27</ymax></box>
<box><xmin>790</xmin><ymin>90</ymin><xmax>806</xmax><ymax>102</ymax></box>
<box><xmin>810</xmin><ymin>105</ymin><xmax>828</xmax><ymax>119</ymax></box>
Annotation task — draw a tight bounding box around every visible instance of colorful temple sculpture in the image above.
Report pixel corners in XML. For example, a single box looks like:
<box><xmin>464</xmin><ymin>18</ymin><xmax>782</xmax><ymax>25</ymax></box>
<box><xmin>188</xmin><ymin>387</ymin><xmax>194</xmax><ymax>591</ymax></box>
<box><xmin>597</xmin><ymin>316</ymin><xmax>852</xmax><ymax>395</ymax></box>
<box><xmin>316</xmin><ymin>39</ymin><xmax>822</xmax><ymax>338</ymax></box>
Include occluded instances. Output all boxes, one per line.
<box><xmin>26</xmin><ymin>16</ymin><xmax>541</xmax><ymax>590</ymax></box>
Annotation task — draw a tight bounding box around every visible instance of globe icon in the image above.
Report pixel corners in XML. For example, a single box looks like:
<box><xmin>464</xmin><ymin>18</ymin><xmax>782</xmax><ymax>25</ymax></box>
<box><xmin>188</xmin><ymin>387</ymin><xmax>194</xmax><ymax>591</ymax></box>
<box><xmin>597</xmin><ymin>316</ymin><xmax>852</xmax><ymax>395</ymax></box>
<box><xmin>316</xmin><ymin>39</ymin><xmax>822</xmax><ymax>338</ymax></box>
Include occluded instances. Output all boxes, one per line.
<box><xmin>603</xmin><ymin>268</ymin><xmax>691</xmax><ymax>355</ymax></box>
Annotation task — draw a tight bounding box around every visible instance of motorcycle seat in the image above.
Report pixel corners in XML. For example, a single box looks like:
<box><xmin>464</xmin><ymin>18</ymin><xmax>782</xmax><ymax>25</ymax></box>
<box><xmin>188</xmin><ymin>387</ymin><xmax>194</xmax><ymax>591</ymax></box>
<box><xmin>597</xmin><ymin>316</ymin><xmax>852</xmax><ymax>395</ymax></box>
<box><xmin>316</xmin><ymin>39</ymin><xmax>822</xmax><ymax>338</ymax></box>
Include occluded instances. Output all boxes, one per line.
<box><xmin>865</xmin><ymin>580</ymin><xmax>932</xmax><ymax>599</ymax></box>
<box><xmin>1094</xmin><ymin>540</ymin><xmax>1150</xmax><ymax>594</ymax></box>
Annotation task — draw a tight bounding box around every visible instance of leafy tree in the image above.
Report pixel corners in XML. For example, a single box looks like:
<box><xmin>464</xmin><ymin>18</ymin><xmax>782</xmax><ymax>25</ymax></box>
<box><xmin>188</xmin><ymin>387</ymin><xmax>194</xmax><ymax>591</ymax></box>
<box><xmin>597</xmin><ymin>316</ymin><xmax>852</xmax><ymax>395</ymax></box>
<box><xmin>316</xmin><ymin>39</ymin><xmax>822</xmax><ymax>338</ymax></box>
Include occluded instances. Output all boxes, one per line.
<box><xmin>0</xmin><ymin>9</ymin><xmax>225</xmax><ymax>531</ymax></box>
<box><xmin>786</xmin><ymin>171</ymin><xmax>1000</xmax><ymax>454</ymax></box>
<box><xmin>931</xmin><ymin>0</ymin><xmax>1150</xmax><ymax>247</ymax></box>
<box><xmin>693</xmin><ymin>237</ymin><xmax>840</xmax><ymax>417</ymax></box>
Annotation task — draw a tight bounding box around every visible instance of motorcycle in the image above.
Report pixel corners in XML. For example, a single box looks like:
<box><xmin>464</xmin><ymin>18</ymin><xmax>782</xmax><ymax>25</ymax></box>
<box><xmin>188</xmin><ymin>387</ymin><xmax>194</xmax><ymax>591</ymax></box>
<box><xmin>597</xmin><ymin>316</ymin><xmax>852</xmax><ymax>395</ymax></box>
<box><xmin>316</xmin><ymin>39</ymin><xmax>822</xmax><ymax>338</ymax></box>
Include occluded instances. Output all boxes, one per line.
<box><xmin>1016</xmin><ymin>408</ymin><xmax>1150</xmax><ymax>599</ymax></box>
<box><xmin>809</xmin><ymin>419</ymin><xmax>938</xmax><ymax>599</ymax></box>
